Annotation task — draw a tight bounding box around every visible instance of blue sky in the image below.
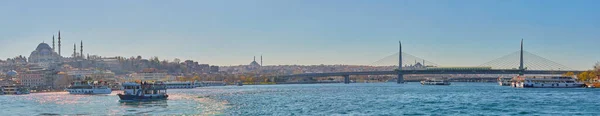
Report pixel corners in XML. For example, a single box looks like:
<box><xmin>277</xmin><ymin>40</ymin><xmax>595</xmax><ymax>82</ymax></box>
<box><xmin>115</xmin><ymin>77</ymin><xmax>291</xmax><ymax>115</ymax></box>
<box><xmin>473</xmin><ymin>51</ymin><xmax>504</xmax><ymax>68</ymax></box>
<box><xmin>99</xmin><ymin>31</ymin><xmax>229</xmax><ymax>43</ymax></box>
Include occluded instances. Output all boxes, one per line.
<box><xmin>1</xmin><ymin>0</ymin><xmax>598</xmax><ymax>69</ymax></box>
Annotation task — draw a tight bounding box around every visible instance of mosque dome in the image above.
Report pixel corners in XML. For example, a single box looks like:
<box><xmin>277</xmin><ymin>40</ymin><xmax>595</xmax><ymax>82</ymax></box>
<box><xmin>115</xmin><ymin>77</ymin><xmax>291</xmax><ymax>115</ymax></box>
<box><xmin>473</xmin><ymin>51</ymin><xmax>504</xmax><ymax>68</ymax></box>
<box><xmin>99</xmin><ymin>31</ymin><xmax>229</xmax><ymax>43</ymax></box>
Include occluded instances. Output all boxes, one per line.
<box><xmin>250</xmin><ymin>61</ymin><xmax>260</xmax><ymax>66</ymax></box>
<box><xmin>35</xmin><ymin>43</ymin><xmax>52</xmax><ymax>51</ymax></box>
<box><xmin>6</xmin><ymin>70</ymin><xmax>18</xmax><ymax>77</ymax></box>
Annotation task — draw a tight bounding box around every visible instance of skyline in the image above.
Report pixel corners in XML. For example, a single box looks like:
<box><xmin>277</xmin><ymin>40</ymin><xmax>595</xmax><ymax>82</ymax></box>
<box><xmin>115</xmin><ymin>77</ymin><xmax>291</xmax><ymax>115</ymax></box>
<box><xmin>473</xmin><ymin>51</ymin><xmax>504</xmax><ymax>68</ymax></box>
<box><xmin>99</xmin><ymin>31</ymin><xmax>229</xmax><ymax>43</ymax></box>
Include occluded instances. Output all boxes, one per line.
<box><xmin>1</xmin><ymin>0</ymin><xmax>599</xmax><ymax>69</ymax></box>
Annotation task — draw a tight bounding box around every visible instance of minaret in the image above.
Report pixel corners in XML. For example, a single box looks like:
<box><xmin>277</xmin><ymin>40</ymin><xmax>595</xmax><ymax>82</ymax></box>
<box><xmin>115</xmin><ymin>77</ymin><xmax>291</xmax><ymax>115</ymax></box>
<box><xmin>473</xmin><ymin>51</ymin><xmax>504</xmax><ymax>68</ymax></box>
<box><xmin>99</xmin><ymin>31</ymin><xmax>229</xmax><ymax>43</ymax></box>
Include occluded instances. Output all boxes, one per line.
<box><xmin>261</xmin><ymin>55</ymin><xmax>263</xmax><ymax>66</ymax></box>
<box><xmin>52</xmin><ymin>35</ymin><xmax>55</xmax><ymax>52</ymax></box>
<box><xmin>253</xmin><ymin>56</ymin><xmax>256</xmax><ymax>61</ymax></box>
<box><xmin>73</xmin><ymin>43</ymin><xmax>77</xmax><ymax>58</ymax></box>
<box><xmin>80</xmin><ymin>40</ymin><xmax>83</xmax><ymax>58</ymax></box>
<box><xmin>58</xmin><ymin>31</ymin><xmax>62</xmax><ymax>56</ymax></box>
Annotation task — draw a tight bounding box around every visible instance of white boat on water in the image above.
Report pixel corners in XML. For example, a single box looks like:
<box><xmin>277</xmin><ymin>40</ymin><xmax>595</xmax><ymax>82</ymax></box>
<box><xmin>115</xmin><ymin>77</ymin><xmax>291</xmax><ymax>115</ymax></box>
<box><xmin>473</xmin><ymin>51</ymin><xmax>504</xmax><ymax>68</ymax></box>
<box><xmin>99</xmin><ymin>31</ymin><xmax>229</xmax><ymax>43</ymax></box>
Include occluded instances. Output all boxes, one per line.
<box><xmin>421</xmin><ymin>79</ymin><xmax>451</xmax><ymax>85</ymax></box>
<box><xmin>498</xmin><ymin>77</ymin><xmax>512</xmax><ymax>86</ymax></box>
<box><xmin>511</xmin><ymin>76</ymin><xmax>584</xmax><ymax>88</ymax></box>
<box><xmin>164</xmin><ymin>81</ymin><xmax>196</xmax><ymax>89</ymax></box>
<box><xmin>1</xmin><ymin>85</ymin><xmax>30</xmax><ymax>95</ymax></box>
<box><xmin>66</xmin><ymin>81</ymin><xmax>112</xmax><ymax>94</ymax></box>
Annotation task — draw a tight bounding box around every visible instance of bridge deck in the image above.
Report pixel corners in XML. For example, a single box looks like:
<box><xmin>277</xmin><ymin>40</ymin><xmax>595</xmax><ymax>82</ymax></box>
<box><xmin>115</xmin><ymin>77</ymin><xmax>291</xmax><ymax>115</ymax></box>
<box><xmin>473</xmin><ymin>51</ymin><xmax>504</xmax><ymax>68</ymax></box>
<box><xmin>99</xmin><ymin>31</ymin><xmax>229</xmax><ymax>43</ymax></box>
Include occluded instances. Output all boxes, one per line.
<box><xmin>276</xmin><ymin>70</ymin><xmax>583</xmax><ymax>78</ymax></box>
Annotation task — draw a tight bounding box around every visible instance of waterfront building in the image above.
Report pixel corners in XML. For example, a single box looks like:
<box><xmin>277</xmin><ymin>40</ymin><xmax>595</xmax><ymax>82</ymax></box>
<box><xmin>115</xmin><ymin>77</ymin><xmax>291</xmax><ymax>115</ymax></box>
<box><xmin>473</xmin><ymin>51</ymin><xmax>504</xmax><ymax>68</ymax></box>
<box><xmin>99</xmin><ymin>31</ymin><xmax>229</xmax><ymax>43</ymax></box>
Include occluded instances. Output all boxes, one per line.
<box><xmin>18</xmin><ymin>70</ymin><xmax>45</xmax><ymax>88</ymax></box>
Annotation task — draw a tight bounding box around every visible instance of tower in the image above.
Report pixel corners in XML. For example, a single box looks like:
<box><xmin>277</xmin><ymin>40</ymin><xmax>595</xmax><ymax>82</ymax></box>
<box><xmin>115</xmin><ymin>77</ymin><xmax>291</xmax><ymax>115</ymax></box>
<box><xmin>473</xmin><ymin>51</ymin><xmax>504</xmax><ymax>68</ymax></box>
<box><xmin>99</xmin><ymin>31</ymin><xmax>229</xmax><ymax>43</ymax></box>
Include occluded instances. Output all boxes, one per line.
<box><xmin>52</xmin><ymin>35</ymin><xmax>55</xmax><ymax>52</ymax></box>
<box><xmin>398</xmin><ymin>41</ymin><xmax>404</xmax><ymax>84</ymax></box>
<box><xmin>253</xmin><ymin>56</ymin><xmax>256</xmax><ymax>61</ymax></box>
<box><xmin>80</xmin><ymin>40</ymin><xmax>83</xmax><ymax>58</ymax></box>
<box><xmin>519</xmin><ymin>39</ymin><xmax>524</xmax><ymax>76</ymax></box>
<box><xmin>73</xmin><ymin>43</ymin><xmax>77</xmax><ymax>58</ymax></box>
<box><xmin>58</xmin><ymin>31</ymin><xmax>62</xmax><ymax>56</ymax></box>
<box><xmin>261</xmin><ymin>55</ymin><xmax>263</xmax><ymax>66</ymax></box>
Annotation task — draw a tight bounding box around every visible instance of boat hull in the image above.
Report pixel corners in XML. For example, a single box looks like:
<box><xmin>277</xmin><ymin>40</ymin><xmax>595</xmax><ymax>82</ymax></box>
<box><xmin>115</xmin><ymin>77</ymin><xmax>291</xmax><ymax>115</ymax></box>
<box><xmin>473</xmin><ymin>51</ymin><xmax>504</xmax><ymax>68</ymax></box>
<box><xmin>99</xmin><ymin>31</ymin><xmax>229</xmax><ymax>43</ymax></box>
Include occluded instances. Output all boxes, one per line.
<box><xmin>512</xmin><ymin>82</ymin><xmax>584</xmax><ymax>88</ymax></box>
<box><xmin>66</xmin><ymin>88</ymin><xmax>112</xmax><ymax>94</ymax></box>
<box><xmin>421</xmin><ymin>82</ymin><xmax>451</xmax><ymax>85</ymax></box>
<box><xmin>118</xmin><ymin>94</ymin><xmax>169</xmax><ymax>102</ymax></box>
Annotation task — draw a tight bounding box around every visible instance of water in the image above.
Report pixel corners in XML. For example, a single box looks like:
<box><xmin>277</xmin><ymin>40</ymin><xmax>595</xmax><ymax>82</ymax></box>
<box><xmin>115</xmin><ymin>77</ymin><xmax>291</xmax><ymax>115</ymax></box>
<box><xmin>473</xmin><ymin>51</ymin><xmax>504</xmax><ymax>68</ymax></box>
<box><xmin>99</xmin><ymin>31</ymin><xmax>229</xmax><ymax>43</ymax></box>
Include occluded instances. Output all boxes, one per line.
<box><xmin>1</xmin><ymin>83</ymin><xmax>600</xmax><ymax>115</ymax></box>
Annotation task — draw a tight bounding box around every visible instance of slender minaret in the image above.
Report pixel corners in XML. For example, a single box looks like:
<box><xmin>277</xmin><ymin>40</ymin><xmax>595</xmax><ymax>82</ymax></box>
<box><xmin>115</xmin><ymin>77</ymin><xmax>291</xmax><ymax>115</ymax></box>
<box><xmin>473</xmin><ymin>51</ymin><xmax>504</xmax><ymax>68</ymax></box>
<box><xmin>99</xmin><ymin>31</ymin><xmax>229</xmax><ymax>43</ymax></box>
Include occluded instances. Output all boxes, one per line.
<box><xmin>261</xmin><ymin>55</ymin><xmax>263</xmax><ymax>66</ymax></box>
<box><xmin>52</xmin><ymin>35</ymin><xmax>55</xmax><ymax>52</ymax></box>
<box><xmin>80</xmin><ymin>40</ymin><xmax>84</xmax><ymax>58</ymax></box>
<box><xmin>73</xmin><ymin>43</ymin><xmax>77</xmax><ymax>58</ymax></box>
<box><xmin>58</xmin><ymin>31</ymin><xmax>62</xmax><ymax>56</ymax></box>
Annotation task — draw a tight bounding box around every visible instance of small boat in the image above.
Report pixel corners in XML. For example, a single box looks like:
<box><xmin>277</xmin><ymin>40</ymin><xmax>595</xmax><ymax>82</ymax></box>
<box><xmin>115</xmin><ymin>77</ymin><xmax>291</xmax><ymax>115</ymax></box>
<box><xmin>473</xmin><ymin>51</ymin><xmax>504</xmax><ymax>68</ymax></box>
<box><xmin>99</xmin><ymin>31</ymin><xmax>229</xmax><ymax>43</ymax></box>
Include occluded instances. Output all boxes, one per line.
<box><xmin>511</xmin><ymin>76</ymin><xmax>584</xmax><ymax>88</ymax></box>
<box><xmin>66</xmin><ymin>81</ymin><xmax>112</xmax><ymax>94</ymax></box>
<box><xmin>117</xmin><ymin>82</ymin><xmax>168</xmax><ymax>102</ymax></box>
<box><xmin>421</xmin><ymin>79</ymin><xmax>451</xmax><ymax>85</ymax></box>
<box><xmin>498</xmin><ymin>77</ymin><xmax>512</xmax><ymax>86</ymax></box>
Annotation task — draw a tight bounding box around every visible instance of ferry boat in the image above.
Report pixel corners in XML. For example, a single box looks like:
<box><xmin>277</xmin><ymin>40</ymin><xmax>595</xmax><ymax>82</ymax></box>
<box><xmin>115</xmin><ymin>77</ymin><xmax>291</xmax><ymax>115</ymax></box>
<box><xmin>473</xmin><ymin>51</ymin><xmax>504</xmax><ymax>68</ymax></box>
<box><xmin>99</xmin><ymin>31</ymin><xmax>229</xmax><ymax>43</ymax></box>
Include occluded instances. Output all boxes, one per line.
<box><xmin>421</xmin><ymin>79</ymin><xmax>451</xmax><ymax>85</ymax></box>
<box><xmin>1</xmin><ymin>85</ymin><xmax>30</xmax><ymax>95</ymax></box>
<box><xmin>498</xmin><ymin>77</ymin><xmax>512</xmax><ymax>86</ymax></box>
<box><xmin>66</xmin><ymin>81</ymin><xmax>112</xmax><ymax>94</ymax></box>
<box><xmin>164</xmin><ymin>81</ymin><xmax>196</xmax><ymax>89</ymax></box>
<box><xmin>511</xmin><ymin>76</ymin><xmax>584</xmax><ymax>88</ymax></box>
<box><xmin>117</xmin><ymin>82</ymin><xmax>168</xmax><ymax>102</ymax></box>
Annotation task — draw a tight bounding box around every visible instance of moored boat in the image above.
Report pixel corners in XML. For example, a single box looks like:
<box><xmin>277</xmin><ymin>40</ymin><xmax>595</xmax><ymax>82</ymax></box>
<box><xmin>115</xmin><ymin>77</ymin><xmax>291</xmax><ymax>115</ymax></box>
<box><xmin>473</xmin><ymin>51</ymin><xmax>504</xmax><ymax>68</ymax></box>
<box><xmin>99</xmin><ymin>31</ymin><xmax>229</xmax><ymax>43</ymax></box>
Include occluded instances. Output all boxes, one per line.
<box><xmin>511</xmin><ymin>76</ymin><xmax>584</xmax><ymax>88</ymax></box>
<box><xmin>117</xmin><ymin>82</ymin><xmax>168</xmax><ymax>102</ymax></box>
<box><xmin>498</xmin><ymin>77</ymin><xmax>512</xmax><ymax>86</ymax></box>
<box><xmin>164</xmin><ymin>81</ymin><xmax>196</xmax><ymax>89</ymax></box>
<box><xmin>1</xmin><ymin>84</ymin><xmax>30</xmax><ymax>95</ymax></box>
<box><xmin>421</xmin><ymin>79</ymin><xmax>451</xmax><ymax>85</ymax></box>
<box><xmin>66</xmin><ymin>81</ymin><xmax>112</xmax><ymax>94</ymax></box>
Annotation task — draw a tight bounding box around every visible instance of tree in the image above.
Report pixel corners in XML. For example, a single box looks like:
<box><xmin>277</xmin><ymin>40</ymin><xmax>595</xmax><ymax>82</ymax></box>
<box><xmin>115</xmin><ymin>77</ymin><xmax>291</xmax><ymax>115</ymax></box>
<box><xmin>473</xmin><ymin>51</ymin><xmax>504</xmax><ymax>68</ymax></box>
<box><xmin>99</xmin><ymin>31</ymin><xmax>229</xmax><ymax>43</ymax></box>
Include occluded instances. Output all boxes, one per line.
<box><xmin>173</xmin><ymin>58</ymin><xmax>181</xmax><ymax>64</ymax></box>
<box><xmin>577</xmin><ymin>71</ymin><xmax>590</xmax><ymax>82</ymax></box>
<box><xmin>563</xmin><ymin>72</ymin><xmax>575</xmax><ymax>77</ymax></box>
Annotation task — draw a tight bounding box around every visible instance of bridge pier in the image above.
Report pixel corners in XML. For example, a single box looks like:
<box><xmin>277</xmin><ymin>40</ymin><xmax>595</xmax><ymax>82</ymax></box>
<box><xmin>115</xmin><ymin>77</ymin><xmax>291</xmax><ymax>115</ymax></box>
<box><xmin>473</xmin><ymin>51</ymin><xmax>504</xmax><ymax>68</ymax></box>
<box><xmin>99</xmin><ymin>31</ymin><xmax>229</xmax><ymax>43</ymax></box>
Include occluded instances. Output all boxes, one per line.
<box><xmin>397</xmin><ymin>74</ymin><xmax>404</xmax><ymax>84</ymax></box>
<box><xmin>343</xmin><ymin>75</ymin><xmax>350</xmax><ymax>84</ymax></box>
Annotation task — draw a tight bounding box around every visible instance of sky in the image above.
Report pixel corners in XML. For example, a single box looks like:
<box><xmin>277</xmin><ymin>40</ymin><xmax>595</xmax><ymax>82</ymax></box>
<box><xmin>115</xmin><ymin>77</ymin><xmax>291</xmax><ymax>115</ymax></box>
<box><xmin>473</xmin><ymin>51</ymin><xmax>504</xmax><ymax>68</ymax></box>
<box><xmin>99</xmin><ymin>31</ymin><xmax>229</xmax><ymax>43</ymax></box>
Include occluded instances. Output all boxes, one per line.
<box><xmin>0</xmin><ymin>0</ymin><xmax>599</xmax><ymax>69</ymax></box>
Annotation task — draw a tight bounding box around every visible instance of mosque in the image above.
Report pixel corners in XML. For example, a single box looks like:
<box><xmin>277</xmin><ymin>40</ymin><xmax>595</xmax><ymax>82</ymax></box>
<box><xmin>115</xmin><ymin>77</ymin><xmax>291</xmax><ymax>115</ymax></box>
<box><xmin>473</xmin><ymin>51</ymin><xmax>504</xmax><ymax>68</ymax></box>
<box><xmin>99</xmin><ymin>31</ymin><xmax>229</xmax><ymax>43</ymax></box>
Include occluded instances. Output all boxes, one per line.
<box><xmin>28</xmin><ymin>31</ymin><xmax>85</xmax><ymax>68</ymax></box>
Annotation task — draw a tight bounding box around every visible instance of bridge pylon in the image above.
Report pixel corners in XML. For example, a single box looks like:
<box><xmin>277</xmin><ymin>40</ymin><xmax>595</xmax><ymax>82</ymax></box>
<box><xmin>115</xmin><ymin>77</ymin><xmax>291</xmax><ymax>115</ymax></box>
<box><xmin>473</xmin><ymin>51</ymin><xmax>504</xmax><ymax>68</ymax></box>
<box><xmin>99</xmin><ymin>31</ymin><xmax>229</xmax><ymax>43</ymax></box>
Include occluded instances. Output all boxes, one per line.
<box><xmin>519</xmin><ymin>39</ymin><xmax>524</xmax><ymax>76</ymax></box>
<box><xmin>398</xmin><ymin>41</ymin><xmax>404</xmax><ymax>84</ymax></box>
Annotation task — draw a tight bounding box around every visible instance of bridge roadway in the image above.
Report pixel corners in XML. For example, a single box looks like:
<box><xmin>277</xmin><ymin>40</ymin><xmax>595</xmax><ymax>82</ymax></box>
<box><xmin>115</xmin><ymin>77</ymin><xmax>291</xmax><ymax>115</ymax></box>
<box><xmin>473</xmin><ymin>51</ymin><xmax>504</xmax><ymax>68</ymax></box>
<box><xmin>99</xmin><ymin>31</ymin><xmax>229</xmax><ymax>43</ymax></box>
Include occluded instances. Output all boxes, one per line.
<box><xmin>275</xmin><ymin>69</ymin><xmax>584</xmax><ymax>78</ymax></box>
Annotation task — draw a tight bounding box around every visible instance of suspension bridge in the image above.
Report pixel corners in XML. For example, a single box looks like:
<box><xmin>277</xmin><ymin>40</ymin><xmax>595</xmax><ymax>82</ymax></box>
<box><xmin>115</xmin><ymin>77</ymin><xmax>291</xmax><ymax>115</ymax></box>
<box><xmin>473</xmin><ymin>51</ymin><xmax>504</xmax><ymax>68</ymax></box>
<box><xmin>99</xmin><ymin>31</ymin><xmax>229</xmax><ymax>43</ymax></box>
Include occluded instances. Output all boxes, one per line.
<box><xmin>274</xmin><ymin>40</ymin><xmax>584</xmax><ymax>84</ymax></box>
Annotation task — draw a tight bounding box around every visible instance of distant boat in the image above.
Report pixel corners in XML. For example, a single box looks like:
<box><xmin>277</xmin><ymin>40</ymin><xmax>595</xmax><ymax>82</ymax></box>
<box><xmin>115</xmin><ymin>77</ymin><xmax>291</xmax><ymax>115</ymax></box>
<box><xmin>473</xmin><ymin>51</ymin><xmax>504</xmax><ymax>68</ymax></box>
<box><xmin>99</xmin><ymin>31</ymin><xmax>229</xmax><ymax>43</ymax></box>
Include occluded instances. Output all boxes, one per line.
<box><xmin>66</xmin><ymin>81</ymin><xmax>111</xmax><ymax>94</ymax></box>
<box><xmin>164</xmin><ymin>81</ymin><xmax>196</xmax><ymax>89</ymax></box>
<box><xmin>421</xmin><ymin>79</ymin><xmax>451</xmax><ymax>85</ymax></box>
<box><xmin>118</xmin><ymin>82</ymin><xmax>168</xmax><ymax>102</ymax></box>
<box><xmin>1</xmin><ymin>84</ymin><xmax>30</xmax><ymax>95</ymax></box>
<box><xmin>511</xmin><ymin>76</ymin><xmax>584</xmax><ymax>88</ymax></box>
<box><xmin>498</xmin><ymin>77</ymin><xmax>512</xmax><ymax>86</ymax></box>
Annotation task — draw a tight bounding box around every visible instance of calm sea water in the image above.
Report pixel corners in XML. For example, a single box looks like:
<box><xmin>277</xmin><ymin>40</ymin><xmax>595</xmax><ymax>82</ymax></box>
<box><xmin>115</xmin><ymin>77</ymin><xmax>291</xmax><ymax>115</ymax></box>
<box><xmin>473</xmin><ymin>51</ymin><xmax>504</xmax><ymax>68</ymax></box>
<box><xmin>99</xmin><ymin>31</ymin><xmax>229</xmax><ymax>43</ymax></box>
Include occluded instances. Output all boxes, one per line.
<box><xmin>1</xmin><ymin>82</ymin><xmax>600</xmax><ymax>115</ymax></box>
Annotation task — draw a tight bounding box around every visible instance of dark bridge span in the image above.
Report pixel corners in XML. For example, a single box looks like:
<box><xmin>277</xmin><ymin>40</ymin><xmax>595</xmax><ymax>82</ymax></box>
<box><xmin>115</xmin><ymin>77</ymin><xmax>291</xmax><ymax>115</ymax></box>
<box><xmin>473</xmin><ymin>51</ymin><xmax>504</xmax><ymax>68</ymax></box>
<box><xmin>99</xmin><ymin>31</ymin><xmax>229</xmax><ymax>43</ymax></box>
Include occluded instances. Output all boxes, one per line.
<box><xmin>273</xmin><ymin>40</ymin><xmax>584</xmax><ymax>84</ymax></box>
<box><xmin>276</xmin><ymin>70</ymin><xmax>583</xmax><ymax>78</ymax></box>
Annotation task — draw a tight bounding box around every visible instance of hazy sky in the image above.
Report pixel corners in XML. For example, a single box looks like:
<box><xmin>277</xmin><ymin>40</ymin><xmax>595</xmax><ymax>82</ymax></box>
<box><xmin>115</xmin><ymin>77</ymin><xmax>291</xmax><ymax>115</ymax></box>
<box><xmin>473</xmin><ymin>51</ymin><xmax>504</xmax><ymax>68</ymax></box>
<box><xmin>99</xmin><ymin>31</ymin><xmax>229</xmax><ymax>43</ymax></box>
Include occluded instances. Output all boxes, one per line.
<box><xmin>1</xmin><ymin>0</ymin><xmax>598</xmax><ymax>69</ymax></box>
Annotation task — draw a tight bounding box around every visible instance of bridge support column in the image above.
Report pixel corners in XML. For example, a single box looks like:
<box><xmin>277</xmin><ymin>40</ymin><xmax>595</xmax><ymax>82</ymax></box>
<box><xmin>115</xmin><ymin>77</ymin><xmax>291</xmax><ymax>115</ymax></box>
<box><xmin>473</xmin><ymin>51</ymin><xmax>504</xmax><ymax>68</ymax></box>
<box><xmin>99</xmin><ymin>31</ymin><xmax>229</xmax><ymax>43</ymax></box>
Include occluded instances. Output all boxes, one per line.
<box><xmin>397</xmin><ymin>74</ymin><xmax>404</xmax><ymax>84</ymax></box>
<box><xmin>397</xmin><ymin>41</ymin><xmax>404</xmax><ymax>84</ymax></box>
<box><xmin>343</xmin><ymin>75</ymin><xmax>350</xmax><ymax>84</ymax></box>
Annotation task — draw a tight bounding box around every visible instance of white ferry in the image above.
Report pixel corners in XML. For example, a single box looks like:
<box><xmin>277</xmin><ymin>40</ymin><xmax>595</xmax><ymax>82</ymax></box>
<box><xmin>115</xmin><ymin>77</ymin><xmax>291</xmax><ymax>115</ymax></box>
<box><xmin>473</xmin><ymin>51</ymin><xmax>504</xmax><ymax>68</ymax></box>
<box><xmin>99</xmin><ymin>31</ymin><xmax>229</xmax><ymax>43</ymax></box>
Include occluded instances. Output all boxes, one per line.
<box><xmin>164</xmin><ymin>81</ymin><xmax>196</xmax><ymax>89</ymax></box>
<box><xmin>511</xmin><ymin>76</ymin><xmax>584</xmax><ymax>88</ymax></box>
<box><xmin>118</xmin><ymin>82</ymin><xmax>168</xmax><ymax>102</ymax></box>
<box><xmin>421</xmin><ymin>79</ymin><xmax>451</xmax><ymax>85</ymax></box>
<box><xmin>66</xmin><ymin>81</ymin><xmax>112</xmax><ymax>94</ymax></box>
<box><xmin>498</xmin><ymin>77</ymin><xmax>512</xmax><ymax>86</ymax></box>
